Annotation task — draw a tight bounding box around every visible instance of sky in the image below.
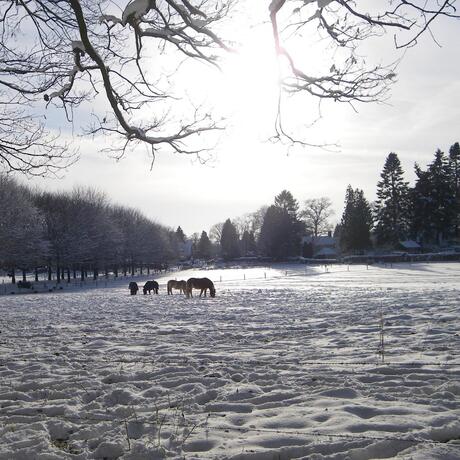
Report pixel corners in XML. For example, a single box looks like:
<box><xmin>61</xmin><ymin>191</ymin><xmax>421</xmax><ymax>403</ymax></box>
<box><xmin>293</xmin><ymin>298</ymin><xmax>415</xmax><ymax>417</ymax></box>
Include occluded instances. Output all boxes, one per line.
<box><xmin>21</xmin><ymin>2</ymin><xmax>460</xmax><ymax>237</ymax></box>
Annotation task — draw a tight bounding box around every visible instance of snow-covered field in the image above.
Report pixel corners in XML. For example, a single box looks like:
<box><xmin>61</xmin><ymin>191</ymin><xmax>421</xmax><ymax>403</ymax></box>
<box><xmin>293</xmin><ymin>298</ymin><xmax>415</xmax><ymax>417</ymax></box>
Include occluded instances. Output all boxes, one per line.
<box><xmin>1</xmin><ymin>263</ymin><xmax>459</xmax><ymax>459</ymax></box>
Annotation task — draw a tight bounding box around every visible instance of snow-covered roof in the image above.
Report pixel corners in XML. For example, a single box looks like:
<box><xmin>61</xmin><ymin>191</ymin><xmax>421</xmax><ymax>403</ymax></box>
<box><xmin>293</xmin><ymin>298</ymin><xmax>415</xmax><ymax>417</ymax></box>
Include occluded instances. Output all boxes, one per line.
<box><xmin>400</xmin><ymin>240</ymin><xmax>421</xmax><ymax>249</ymax></box>
<box><xmin>314</xmin><ymin>247</ymin><xmax>337</xmax><ymax>256</ymax></box>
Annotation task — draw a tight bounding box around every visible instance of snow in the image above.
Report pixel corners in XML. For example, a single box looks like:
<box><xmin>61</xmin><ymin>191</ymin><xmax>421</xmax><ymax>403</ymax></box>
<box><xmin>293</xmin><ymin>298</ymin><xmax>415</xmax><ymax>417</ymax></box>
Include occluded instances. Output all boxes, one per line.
<box><xmin>1</xmin><ymin>262</ymin><xmax>459</xmax><ymax>458</ymax></box>
<box><xmin>122</xmin><ymin>0</ymin><xmax>153</xmax><ymax>26</ymax></box>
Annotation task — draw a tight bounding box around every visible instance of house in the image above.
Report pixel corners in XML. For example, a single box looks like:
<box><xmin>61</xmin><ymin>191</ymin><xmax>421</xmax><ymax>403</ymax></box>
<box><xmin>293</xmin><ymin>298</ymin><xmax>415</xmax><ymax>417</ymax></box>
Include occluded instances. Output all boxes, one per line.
<box><xmin>398</xmin><ymin>240</ymin><xmax>421</xmax><ymax>254</ymax></box>
<box><xmin>302</xmin><ymin>232</ymin><xmax>339</xmax><ymax>259</ymax></box>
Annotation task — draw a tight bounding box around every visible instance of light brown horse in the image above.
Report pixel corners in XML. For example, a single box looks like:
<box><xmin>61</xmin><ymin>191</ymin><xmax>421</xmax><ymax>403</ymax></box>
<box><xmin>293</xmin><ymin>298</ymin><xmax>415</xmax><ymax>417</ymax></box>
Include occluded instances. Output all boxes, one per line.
<box><xmin>186</xmin><ymin>277</ymin><xmax>216</xmax><ymax>298</ymax></box>
<box><xmin>167</xmin><ymin>279</ymin><xmax>187</xmax><ymax>295</ymax></box>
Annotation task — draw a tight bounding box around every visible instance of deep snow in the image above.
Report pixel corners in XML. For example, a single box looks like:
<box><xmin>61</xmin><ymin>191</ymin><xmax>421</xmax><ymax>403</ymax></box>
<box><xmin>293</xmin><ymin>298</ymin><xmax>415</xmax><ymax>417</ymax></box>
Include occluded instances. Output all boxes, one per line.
<box><xmin>0</xmin><ymin>263</ymin><xmax>459</xmax><ymax>459</ymax></box>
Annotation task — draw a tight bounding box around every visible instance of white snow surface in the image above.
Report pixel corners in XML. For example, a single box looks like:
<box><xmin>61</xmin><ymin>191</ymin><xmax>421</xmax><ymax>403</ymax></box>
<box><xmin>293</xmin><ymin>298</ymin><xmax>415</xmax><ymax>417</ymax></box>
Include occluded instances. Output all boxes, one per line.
<box><xmin>1</xmin><ymin>262</ymin><xmax>459</xmax><ymax>459</ymax></box>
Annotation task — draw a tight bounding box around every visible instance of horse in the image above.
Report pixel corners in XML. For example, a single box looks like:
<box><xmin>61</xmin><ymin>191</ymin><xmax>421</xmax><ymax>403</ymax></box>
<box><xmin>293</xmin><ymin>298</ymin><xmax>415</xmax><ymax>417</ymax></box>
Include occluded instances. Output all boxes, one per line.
<box><xmin>143</xmin><ymin>280</ymin><xmax>159</xmax><ymax>294</ymax></box>
<box><xmin>129</xmin><ymin>281</ymin><xmax>139</xmax><ymax>295</ymax></box>
<box><xmin>186</xmin><ymin>277</ymin><xmax>216</xmax><ymax>298</ymax></box>
<box><xmin>167</xmin><ymin>280</ymin><xmax>187</xmax><ymax>295</ymax></box>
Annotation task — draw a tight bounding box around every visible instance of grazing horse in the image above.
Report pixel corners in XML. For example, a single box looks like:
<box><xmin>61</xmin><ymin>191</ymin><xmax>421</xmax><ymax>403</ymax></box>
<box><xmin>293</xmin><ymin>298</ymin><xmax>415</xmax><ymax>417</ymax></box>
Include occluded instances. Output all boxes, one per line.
<box><xmin>186</xmin><ymin>277</ymin><xmax>216</xmax><ymax>298</ymax></box>
<box><xmin>129</xmin><ymin>281</ymin><xmax>139</xmax><ymax>295</ymax></box>
<box><xmin>143</xmin><ymin>280</ymin><xmax>159</xmax><ymax>294</ymax></box>
<box><xmin>167</xmin><ymin>280</ymin><xmax>187</xmax><ymax>295</ymax></box>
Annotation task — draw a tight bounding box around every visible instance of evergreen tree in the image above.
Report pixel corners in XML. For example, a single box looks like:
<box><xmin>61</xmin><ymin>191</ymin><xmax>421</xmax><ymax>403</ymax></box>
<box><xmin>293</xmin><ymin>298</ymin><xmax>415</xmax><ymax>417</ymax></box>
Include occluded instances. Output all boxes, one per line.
<box><xmin>240</xmin><ymin>230</ymin><xmax>257</xmax><ymax>256</ymax></box>
<box><xmin>273</xmin><ymin>190</ymin><xmax>303</xmax><ymax>256</ymax></box>
<box><xmin>197</xmin><ymin>231</ymin><xmax>213</xmax><ymax>259</ymax></box>
<box><xmin>274</xmin><ymin>190</ymin><xmax>299</xmax><ymax>219</ymax></box>
<box><xmin>258</xmin><ymin>205</ymin><xmax>293</xmax><ymax>259</ymax></box>
<box><xmin>411</xmin><ymin>149</ymin><xmax>456</xmax><ymax>244</ymax></box>
<box><xmin>374</xmin><ymin>152</ymin><xmax>410</xmax><ymax>247</ymax></box>
<box><xmin>220</xmin><ymin>219</ymin><xmax>240</xmax><ymax>260</ymax></box>
<box><xmin>175</xmin><ymin>226</ymin><xmax>186</xmax><ymax>243</ymax></box>
<box><xmin>449</xmin><ymin>142</ymin><xmax>460</xmax><ymax>238</ymax></box>
<box><xmin>339</xmin><ymin>186</ymin><xmax>373</xmax><ymax>253</ymax></box>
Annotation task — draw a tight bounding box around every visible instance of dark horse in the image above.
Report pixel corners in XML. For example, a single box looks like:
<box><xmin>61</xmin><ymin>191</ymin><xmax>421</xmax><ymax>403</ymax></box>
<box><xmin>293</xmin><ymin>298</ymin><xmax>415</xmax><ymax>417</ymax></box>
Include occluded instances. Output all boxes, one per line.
<box><xmin>186</xmin><ymin>277</ymin><xmax>216</xmax><ymax>298</ymax></box>
<box><xmin>129</xmin><ymin>281</ymin><xmax>139</xmax><ymax>295</ymax></box>
<box><xmin>143</xmin><ymin>280</ymin><xmax>159</xmax><ymax>294</ymax></box>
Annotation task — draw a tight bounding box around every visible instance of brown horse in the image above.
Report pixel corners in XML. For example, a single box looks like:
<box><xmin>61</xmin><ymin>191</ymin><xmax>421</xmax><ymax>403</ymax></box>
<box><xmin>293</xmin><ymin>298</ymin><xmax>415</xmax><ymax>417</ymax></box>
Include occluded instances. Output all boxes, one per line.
<box><xmin>167</xmin><ymin>279</ymin><xmax>187</xmax><ymax>295</ymax></box>
<box><xmin>186</xmin><ymin>277</ymin><xmax>216</xmax><ymax>298</ymax></box>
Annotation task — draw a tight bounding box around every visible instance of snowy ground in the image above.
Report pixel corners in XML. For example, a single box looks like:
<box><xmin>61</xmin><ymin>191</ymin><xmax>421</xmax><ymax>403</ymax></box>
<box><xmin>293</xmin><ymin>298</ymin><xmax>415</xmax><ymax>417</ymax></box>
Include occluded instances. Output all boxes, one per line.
<box><xmin>0</xmin><ymin>263</ymin><xmax>459</xmax><ymax>459</ymax></box>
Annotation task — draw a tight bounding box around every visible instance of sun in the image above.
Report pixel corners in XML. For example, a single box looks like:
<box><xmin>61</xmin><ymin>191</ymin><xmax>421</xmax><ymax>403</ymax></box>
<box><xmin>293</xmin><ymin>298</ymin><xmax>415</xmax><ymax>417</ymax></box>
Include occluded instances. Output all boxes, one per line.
<box><xmin>186</xmin><ymin>21</ymin><xmax>281</xmax><ymax>142</ymax></box>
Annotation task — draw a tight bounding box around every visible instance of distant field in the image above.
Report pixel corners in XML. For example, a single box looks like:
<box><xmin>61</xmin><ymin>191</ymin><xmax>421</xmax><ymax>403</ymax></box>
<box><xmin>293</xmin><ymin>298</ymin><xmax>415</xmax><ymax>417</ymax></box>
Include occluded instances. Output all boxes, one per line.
<box><xmin>1</xmin><ymin>263</ymin><xmax>459</xmax><ymax>459</ymax></box>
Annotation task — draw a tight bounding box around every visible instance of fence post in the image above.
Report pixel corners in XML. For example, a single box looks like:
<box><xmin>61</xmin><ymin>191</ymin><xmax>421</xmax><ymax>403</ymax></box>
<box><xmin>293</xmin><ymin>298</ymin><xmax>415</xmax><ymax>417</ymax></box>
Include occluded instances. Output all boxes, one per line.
<box><xmin>244</xmin><ymin>274</ymin><xmax>246</xmax><ymax>280</ymax></box>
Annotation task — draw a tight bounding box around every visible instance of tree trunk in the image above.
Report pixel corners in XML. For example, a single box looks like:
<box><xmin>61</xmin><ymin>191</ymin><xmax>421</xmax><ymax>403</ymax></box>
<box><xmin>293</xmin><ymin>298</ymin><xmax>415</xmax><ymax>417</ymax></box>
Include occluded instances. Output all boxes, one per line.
<box><xmin>67</xmin><ymin>268</ymin><xmax>71</xmax><ymax>283</ymax></box>
<box><xmin>114</xmin><ymin>267</ymin><xmax>118</xmax><ymax>278</ymax></box>
<box><xmin>81</xmin><ymin>266</ymin><xmax>85</xmax><ymax>281</ymax></box>
<box><xmin>35</xmin><ymin>268</ymin><xmax>39</xmax><ymax>282</ymax></box>
<box><xmin>56</xmin><ymin>264</ymin><xmax>61</xmax><ymax>283</ymax></box>
<box><xmin>48</xmin><ymin>265</ymin><xmax>52</xmax><ymax>281</ymax></box>
<box><xmin>11</xmin><ymin>268</ymin><xmax>16</xmax><ymax>285</ymax></box>
<box><xmin>93</xmin><ymin>267</ymin><xmax>98</xmax><ymax>280</ymax></box>
<box><xmin>131</xmin><ymin>264</ymin><xmax>135</xmax><ymax>276</ymax></box>
<box><xmin>22</xmin><ymin>269</ymin><xmax>27</xmax><ymax>282</ymax></box>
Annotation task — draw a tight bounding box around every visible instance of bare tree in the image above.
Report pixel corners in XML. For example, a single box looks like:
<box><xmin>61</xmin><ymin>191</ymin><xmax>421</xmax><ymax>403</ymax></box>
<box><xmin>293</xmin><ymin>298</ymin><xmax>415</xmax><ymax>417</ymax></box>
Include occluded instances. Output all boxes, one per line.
<box><xmin>209</xmin><ymin>222</ymin><xmax>224</xmax><ymax>244</ymax></box>
<box><xmin>300</xmin><ymin>197</ymin><xmax>334</xmax><ymax>236</ymax></box>
<box><xmin>0</xmin><ymin>175</ymin><xmax>49</xmax><ymax>283</ymax></box>
<box><xmin>0</xmin><ymin>0</ymin><xmax>457</xmax><ymax>174</ymax></box>
<box><xmin>0</xmin><ymin>0</ymin><xmax>232</xmax><ymax>175</ymax></box>
<box><xmin>268</xmin><ymin>0</ymin><xmax>459</xmax><ymax>144</ymax></box>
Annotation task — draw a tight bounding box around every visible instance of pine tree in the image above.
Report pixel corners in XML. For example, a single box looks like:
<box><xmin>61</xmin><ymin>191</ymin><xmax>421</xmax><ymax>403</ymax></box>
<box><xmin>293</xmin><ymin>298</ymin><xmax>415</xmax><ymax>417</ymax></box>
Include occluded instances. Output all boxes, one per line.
<box><xmin>258</xmin><ymin>205</ymin><xmax>293</xmax><ymax>259</ymax></box>
<box><xmin>274</xmin><ymin>190</ymin><xmax>299</xmax><ymax>219</ymax></box>
<box><xmin>240</xmin><ymin>230</ymin><xmax>257</xmax><ymax>256</ymax></box>
<box><xmin>197</xmin><ymin>231</ymin><xmax>212</xmax><ymax>259</ymax></box>
<box><xmin>220</xmin><ymin>219</ymin><xmax>240</xmax><ymax>260</ymax></box>
<box><xmin>374</xmin><ymin>152</ymin><xmax>410</xmax><ymax>247</ymax></box>
<box><xmin>449</xmin><ymin>142</ymin><xmax>460</xmax><ymax>238</ymax></box>
<box><xmin>175</xmin><ymin>226</ymin><xmax>186</xmax><ymax>243</ymax></box>
<box><xmin>339</xmin><ymin>186</ymin><xmax>373</xmax><ymax>253</ymax></box>
<box><xmin>273</xmin><ymin>190</ymin><xmax>303</xmax><ymax>256</ymax></box>
<box><xmin>411</xmin><ymin>149</ymin><xmax>455</xmax><ymax>245</ymax></box>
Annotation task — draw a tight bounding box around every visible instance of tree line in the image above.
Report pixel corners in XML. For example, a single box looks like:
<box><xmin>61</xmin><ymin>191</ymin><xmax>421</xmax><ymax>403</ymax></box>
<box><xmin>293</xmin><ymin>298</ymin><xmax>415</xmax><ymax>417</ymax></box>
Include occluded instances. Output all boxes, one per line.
<box><xmin>2</xmin><ymin>142</ymin><xmax>458</xmax><ymax>282</ymax></box>
<box><xmin>193</xmin><ymin>142</ymin><xmax>460</xmax><ymax>260</ymax></box>
<box><xmin>186</xmin><ymin>191</ymin><xmax>335</xmax><ymax>261</ymax></box>
<box><xmin>338</xmin><ymin>142</ymin><xmax>460</xmax><ymax>253</ymax></box>
<box><xmin>0</xmin><ymin>176</ymin><xmax>180</xmax><ymax>284</ymax></box>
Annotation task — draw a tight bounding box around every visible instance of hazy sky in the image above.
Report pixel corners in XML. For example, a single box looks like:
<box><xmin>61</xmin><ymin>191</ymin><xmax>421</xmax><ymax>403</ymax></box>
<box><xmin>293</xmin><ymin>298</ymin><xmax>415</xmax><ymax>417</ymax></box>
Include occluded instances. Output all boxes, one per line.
<box><xmin>22</xmin><ymin>3</ymin><xmax>460</xmax><ymax>237</ymax></box>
